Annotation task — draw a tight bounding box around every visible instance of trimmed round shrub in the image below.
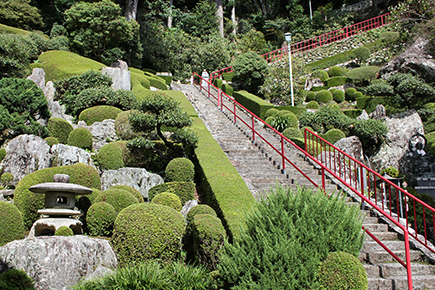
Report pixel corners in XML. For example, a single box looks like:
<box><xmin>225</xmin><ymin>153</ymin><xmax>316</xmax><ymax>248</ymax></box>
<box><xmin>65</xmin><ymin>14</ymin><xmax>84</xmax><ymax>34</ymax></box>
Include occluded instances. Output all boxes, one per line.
<box><xmin>306</xmin><ymin>100</ymin><xmax>319</xmax><ymax>109</ymax></box>
<box><xmin>152</xmin><ymin>192</ymin><xmax>182</xmax><ymax>211</ymax></box>
<box><xmin>1</xmin><ymin>172</ymin><xmax>14</xmax><ymax>188</ymax></box>
<box><xmin>317</xmin><ymin>251</ymin><xmax>367</xmax><ymax>290</ymax></box>
<box><xmin>78</xmin><ymin>105</ymin><xmax>123</xmax><ymax>126</ymax></box>
<box><xmin>322</xmin><ymin>129</ymin><xmax>346</xmax><ymax>144</ymax></box>
<box><xmin>14</xmin><ymin>163</ymin><xmax>101</xmax><ymax>229</ymax></box>
<box><xmin>346</xmin><ymin>66</ymin><xmax>380</xmax><ymax>83</ymax></box>
<box><xmin>355</xmin><ymin>91</ymin><xmax>364</xmax><ymax>99</ymax></box>
<box><xmin>313</xmin><ymin>70</ymin><xmax>329</xmax><ymax>82</ymax></box>
<box><xmin>316</xmin><ymin>90</ymin><xmax>333</xmax><ymax>104</ymax></box>
<box><xmin>115</xmin><ymin>110</ymin><xmax>138</xmax><ymax>140</ymax></box>
<box><xmin>110</xmin><ymin>184</ymin><xmax>144</xmax><ymax>203</ymax></box>
<box><xmin>380</xmin><ymin>31</ymin><xmax>400</xmax><ymax>44</ymax></box>
<box><xmin>165</xmin><ymin>158</ymin><xmax>195</xmax><ymax>183</ymax></box>
<box><xmin>67</xmin><ymin>127</ymin><xmax>93</xmax><ymax>151</ymax></box>
<box><xmin>187</xmin><ymin>204</ymin><xmax>218</xmax><ymax>225</ymax></box>
<box><xmin>112</xmin><ymin>203</ymin><xmax>186</xmax><ymax>266</ymax></box>
<box><xmin>264</xmin><ymin>116</ymin><xmax>275</xmax><ymax>126</ymax></box>
<box><xmin>345</xmin><ymin>87</ymin><xmax>357</xmax><ymax>102</ymax></box>
<box><xmin>0</xmin><ymin>201</ymin><xmax>24</xmax><ymax>246</ymax></box>
<box><xmin>352</xmin><ymin>47</ymin><xmax>371</xmax><ymax>64</ymax></box>
<box><xmin>328</xmin><ymin>66</ymin><xmax>344</xmax><ymax>77</ymax></box>
<box><xmin>192</xmin><ymin>214</ymin><xmax>226</xmax><ymax>270</ymax></box>
<box><xmin>332</xmin><ymin>90</ymin><xmax>345</xmax><ymax>103</ymax></box>
<box><xmin>55</xmin><ymin>226</ymin><xmax>74</xmax><ymax>236</ymax></box>
<box><xmin>76</xmin><ymin>187</ymin><xmax>101</xmax><ymax>231</ymax></box>
<box><xmin>44</xmin><ymin>137</ymin><xmax>59</xmax><ymax>146</ymax></box>
<box><xmin>222</xmin><ymin>83</ymin><xmax>234</xmax><ymax>96</ymax></box>
<box><xmin>148</xmin><ymin>182</ymin><xmax>195</xmax><ymax>204</ymax></box>
<box><xmin>47</xmin><ymin>117</ymin><xmax>73</xmax><ymax>144</ymax></box>
<box><xmin>87</xmin><ymin>202</ymin><xmax>117</xmax><ymax>237</ymax></box>
<box><xmin>283</xmin><ymin>127</ymin><xmax>303</xmax><ymax>139</ymax></box>
<box><xmin>264</xmin><ymin>108</ymin><xmax>279</xmax><ymax>119</ymax></box>
<box><xmin>0</xmin><ymin>269</ymin><xmax>35</xmax><ymax>290</ymax></box>
<box><xmin>97</xmin><ymin>141</ymin><xmax>127</xmax><ymax>170</ymax></box>
<box><xmin>306</xmin><ymin>91</ymin><xmax>316</xmax><ymax>102</ymax></box>
<box><xmin>94</xmin><ymin>188</ymin><xmax>139</xmax><ymax>214</ymax></box>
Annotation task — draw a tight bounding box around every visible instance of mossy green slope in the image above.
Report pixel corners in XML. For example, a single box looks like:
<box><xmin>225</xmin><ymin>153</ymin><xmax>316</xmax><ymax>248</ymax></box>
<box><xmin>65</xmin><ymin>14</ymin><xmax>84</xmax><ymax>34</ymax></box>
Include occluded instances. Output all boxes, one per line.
<box><xmin>0</xmin><ymin>23</ymin><xmax>29</xmax><ymax>35</ymax></box>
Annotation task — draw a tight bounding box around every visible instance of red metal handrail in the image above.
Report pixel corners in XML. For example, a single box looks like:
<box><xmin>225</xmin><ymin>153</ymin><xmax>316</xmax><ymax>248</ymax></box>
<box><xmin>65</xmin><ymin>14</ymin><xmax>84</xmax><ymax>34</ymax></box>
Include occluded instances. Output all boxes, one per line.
<box><xmin>210</xmin><ymin>12</ymin><xmax>391</xmax><ymax>80</ymax></box>
<box><xmin>192</xmin><ymin>71</ymin><xmax>418</xmax><ymax>289</ymax></box>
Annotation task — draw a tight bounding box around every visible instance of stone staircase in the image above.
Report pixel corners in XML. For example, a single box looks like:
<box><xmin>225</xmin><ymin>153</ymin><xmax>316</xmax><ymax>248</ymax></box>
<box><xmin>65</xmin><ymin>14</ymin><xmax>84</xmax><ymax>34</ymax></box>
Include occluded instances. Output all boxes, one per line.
<box><xmin>172</xmin><ymin>83</ymin><xmax>435</xmax><ymax>289</ymax></box>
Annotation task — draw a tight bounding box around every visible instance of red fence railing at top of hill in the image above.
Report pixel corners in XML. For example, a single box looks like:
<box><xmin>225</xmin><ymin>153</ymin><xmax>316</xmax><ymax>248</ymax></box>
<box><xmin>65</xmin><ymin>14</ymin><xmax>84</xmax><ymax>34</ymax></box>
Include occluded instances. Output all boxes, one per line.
<box><xmin>191</xmin><ymin>71</ymin><xmax>427</xmax><ymax>289</ymax></box>
<box><xmin>210</xmin><ymin>12</ymin><xmax>391</xmax><ymax>80</ymax></box>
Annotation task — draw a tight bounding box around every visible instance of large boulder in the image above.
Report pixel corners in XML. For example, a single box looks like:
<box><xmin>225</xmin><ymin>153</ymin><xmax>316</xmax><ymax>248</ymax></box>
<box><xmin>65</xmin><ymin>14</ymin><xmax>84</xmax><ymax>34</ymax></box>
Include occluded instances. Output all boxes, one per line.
<box><xmin>0</xmin><ymin>135</ymin><xmax>51</xmax><ymax>183</ymax></box>
<box><xmin>369</xmin><ymin>110</ymin><xmax>423</xmax><ymax>179</ymax></box>
<box><xmin>101</xmin><ymin>167</ymin><xmax>164</xmax><ymax>200</ymax></box>
<box><xmin>47</xmin><ymin>101</ymin><xmax>74</xmax><ymax>124</ymax></box>
<box><xmin>50</xmin><ymin>144</ymin><xmax>96</xmax><ymax>169</ymax></box>
<box><xmin>26</xmin><ymin>68</ymin><xmax>45</xmax><ymax>91</ymax></box>
<box><xmin>334</xmin><ymin>136</ymin><xmax>364</xmax><ymax>163</ymax></box>
<box><xmin>44</xmin><ymin>81</ymin><xmax>56</xmax><ymax>102</ymax></box>
<box><xmin>379</xmin><ymin>37</ymin><xmax>435</xmax><ymax>83</ymax></box>
<box><xmin>78</xmin><ymin>119</ymin><xmax>117</xmax><ymax>150</ymax></box>
<box><xmin>0</xmin><ymin>236</ymin><xmax>117</xmax><ymax>290</ymax></box>
<box><xmin>102</xmin><ymin>67</ymin><xmax>131</xmax><ymax>91</ymax></box>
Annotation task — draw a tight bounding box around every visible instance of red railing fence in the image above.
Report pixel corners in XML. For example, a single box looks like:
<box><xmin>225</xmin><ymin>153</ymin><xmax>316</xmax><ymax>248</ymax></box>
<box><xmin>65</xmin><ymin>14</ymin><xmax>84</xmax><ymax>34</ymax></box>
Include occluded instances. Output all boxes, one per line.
<box><xmin>210</xmin><ymin>12</ymin><xmax>391</xmax><ymax>80</ymax></box>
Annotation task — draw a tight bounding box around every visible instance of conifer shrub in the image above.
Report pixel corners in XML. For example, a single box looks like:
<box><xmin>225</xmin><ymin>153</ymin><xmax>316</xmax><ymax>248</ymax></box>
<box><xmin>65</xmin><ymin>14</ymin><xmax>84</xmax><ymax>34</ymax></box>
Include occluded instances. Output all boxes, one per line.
<box><xmin>222</xmin><ymin>83</ymin><xmax>233</xmax><ymax>96</ymax></box>
<box><xmin>317</xmin><ymin>252</ymin><xmax>367</xmax><ymax>290</ymax></box>
<box><xmin>151</xmin><ymin>192</ymin><xmax>182</xmax><ymax>211</ymax></box>
<box><xmin>47</xmin><ymin>117</ymin><xmax>73</xmax><ymax>144</ymax></box>
<box><xmin>313</xmin><ymin>69</ymin><xmax>329</xmax><ymax>82</ymax></box>
<box><xmin>346</xmin><ymin>66</ymin><xmax>380</xmax><ymax>83</ymax></box>
<box><xmin>14</xmin><ymin>163</ymin><xmax>101</xmax><ymax>229</ymax></box>
<box><xmin>332</xmin><ymin>90</ymin><xmax>345</xmax><ymax>103</ymax></box>
<box><xmin>165</xmin><ymin>157</ymin><xmax>195</xmax><ymax>183</ymax></box>
<box><xmin>283</xmin><ymin>127</ymin><xmax>303</xmax><ymax>139</ymax></box>
<box><xmin>0</xmin><ymin>201</ymin><xmax>24</xmax><ymax>246</ymax></box>
<box><xmin>55</xmin><ymin>226</ymin><xmax>74</xmax><ymax>236</ymax></box>
<box><xmin>264</xmin><ymin>108</ymin><xmax>279</xmax><ymax>119</ymax></box>
<box><xmin>110</xmin><ymin>184</ymin><xmax>144</xmax><ymax>203</ymax></box>
<box><xmin>86</xmin><ymin>202</ymin><xmax>117</xmax><ymax>237</ymax></box>
<box><xmin>343</xmin><ymin>109</ymin><xmax>362</xmax><ymax>119</ymax></box>
<box><xmin>67</xmin><ymin>128</ymin><xmax>93</xmax><ymax>151</ymax></box>
<box><xmin>55</xmin><ymin>70</ymin><xmax>112</xmax><ymax>100</ymax></box>
<box><xmin>321</xmin><ymin>129</ymin><xmax>346</xmax><ymax>144</ymax></box>
<box><xmin>78</xmin><ymin>105</ymin><xmax>122</xmax><ymax>126</ymax></box>
<box><xmin>345</xmin><ymin>87</ymin><xmax>357</xmax><ymax>102</ymax></box>
<box><xmin>148</xmin><ymin>182</ymin><xmax>195</xmax><ymax>204</ymax></box>
<box><xmin>192</xmin><ymin>214</ymin><xmax>226</xmax><ymax>270</ymax></box>
<box><xmin>316</xmin><ymin>90</ymin><xmax>333</xmax><ymax>104</ymax></box>
<box><xmin>112</xmin><ymin>203</ymin><xmax>186</xmax><ymax>266</ymax></box>
<box><xmin>306</xmin><ymin>100</ymin><xmax>319</xmax><ymax>109</ymax></box>
<box><xmin>94</xmin><ymin>188</ymin><xmax>139</xmax><ymax>214</ymax></box>
<box><xmin>328</xmin><ymin>66</ymin><xmax>344</xmax><ymax>77</ymax></box>
<box><xmin>115</xmin><ymin>110</ymin><xmax>138</xmax><ymax>140</ymax></box>
<box><xmin>365</xmin><ymin>80</ymin><xmax>394</xmax><ymax>96</ymax></box>
<box><xmin>0</xmin><ymin>269</ymin><xmax>35</xmax><ymax>290</ymax></box>
<box><xmin>97</xmin><ymin>141</ymin><xmax>127</xmax><ymax>170</ymax></box>
<box><xmin>44</xmin><ymin>137</ymin><xmax>59</xmax><ymax>146</ymax></box>
<box><xmin>218</xmin><ymin>185</ymin><xmax>364</xmax><ymax>289</ymax></box>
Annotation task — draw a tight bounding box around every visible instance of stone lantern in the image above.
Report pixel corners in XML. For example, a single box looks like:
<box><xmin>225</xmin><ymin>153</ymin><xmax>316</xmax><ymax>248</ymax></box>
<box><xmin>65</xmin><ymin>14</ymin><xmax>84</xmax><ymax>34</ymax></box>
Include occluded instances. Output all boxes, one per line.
<box><xmin>28</xmin><ymin>174</ymin><xmax>93</xmax><ymax>238</ymax></box>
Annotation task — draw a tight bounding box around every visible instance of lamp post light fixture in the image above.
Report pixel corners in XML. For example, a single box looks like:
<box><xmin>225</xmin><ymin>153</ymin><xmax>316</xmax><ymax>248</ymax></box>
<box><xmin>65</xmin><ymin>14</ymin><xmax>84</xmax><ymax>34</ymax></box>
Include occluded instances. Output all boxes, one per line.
<box><xmin>284</xmin><ymin>32</ymin><xmax>294</xmax><ymax>106</ymax></box>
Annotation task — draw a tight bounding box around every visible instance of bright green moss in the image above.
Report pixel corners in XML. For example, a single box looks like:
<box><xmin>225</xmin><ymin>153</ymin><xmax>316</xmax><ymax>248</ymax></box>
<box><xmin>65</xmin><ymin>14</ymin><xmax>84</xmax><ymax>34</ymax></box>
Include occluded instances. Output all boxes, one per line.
<box><xmin>78</xmin><ymin>105</ymin><xmax>123</xmax><ymax>126</ymax></box>
<box><xmin>54</xmin><ymin>226</ymin><xmax>74</xmax><ymax>236</ymax></box>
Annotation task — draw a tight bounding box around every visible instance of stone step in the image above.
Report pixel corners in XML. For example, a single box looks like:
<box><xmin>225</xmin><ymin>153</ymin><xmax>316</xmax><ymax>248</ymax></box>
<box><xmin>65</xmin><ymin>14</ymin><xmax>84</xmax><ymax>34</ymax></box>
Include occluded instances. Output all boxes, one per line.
<box><xmin>362</xmin><ymin>241</ymin><xmax>408</xmax><ymax>253</ymax></box>
<box><xmin>393</xmin><ymin>275</ymin><xmax>435</xmax><ymax>290</ymax></box>
<box><xmin>373</xmin><ymin>263</ymin><xmax>435</xmax><ymax>277</ymax></box>
<box><xmin>363</xmin><ymin>216</ymin><xmax>380</xmax><ymax>224</ymax></box>
<box><xmin>367</xmin><ymin>277</ymin><xmax>394</xmax><ymax>290</ymax></box>
<box><xmin>360</xmin><ymin>249</ymin><xmax>422</xmax><ymax>264</ymax></box>
<box><xmin>364</xmin><ymin>223</ymin><xmax>389</xmax><ymax>232</ymax></box>
<box><xmin>365</xmin><ymin>231</ymin><xmax>399</xmax><ymax>241</ymax></box>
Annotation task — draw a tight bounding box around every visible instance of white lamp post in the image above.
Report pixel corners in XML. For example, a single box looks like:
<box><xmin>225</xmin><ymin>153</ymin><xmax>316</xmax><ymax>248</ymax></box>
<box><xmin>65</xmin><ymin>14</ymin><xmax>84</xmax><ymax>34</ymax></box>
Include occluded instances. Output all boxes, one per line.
<box><xmin>285</xmin><ymin>32</ymin><xmax>294</xmax><ymax>106</ymax></box>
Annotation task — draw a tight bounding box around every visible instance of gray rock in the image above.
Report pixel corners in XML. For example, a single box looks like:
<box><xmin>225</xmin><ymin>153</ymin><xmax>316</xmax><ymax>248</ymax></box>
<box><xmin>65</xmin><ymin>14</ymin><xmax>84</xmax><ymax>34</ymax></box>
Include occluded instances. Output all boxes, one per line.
<box><xmin>369</xmin><ymin>110</ymin><xmax>423</xmax><ymax>180</ymax></box>
<box><xmin>0</xmin><ymin>135</ymin><xmax>51</xmax><ymax>182</ymax></box>
<box><xmin>357</xmin><ymin>109</ymin><xmax>369</xmax><ymax>120</ymax></box>
<box><xmin>50</xmin><ymin>144</ymin><xmax>96</xmax><ymax>169</ymax></box>
<box><xmin>334</xmin><ymin>136</ymin><xmax>364</xmax><ymax>163</ymax></box>
<box><xmin>311</xmin><ymin>77</ymin><xmax>324</xmax><ymax>88</ymax></box>
<box><xmin>181</xmin><ymin>200</ymin><xmax>198</xmax><ymax>218</ymax></box>
<box><xmin>102</xmin><ymin>67</ymin><xmax>131</xmax><ymax>91</ymax></box>
<box><xmin>369</xmin><ymin>104</ymin><xmax>386</xmax><ymax>120</ymax></box>
<box><xmin>44</xmin><ymin>81</ymin><xmax>56</xmax><ymax>101</ymax></box>
<box><xmin>26</xmin><ymin>68</ymin><xmax>45</xmax><ymax>90</ymax></box>
<box><xmin>84</xmin><ymin>265</ymin><xmax>114</xmax><ymax>281</ymax></box>
<box><xmin>78</xmin><ymin>119</ymin><xmax>117</xmax><ymax>150</ymax></box>
<box><xmin>48</xmin><ymin>100</ymin><xmax>74</xmax><ymax>124</ymax></box>
<box><xmin>110</xmin><ymin>60</ymin><xmax>128</xmax><ymax>71</ymax></box>
<box><xmin>0</xmin><ymin>236</ymin><xmax>118</xmax><ymax>290</ymax></box>
<box><xmin>0</xmin><ymin>189</ymin><xmax>14</xmax><ymax>197</ymax></box>
<box><xmin>101</xmin><ymin>167</ymin><xmax>164</xmax><ymax>199</ymax></box>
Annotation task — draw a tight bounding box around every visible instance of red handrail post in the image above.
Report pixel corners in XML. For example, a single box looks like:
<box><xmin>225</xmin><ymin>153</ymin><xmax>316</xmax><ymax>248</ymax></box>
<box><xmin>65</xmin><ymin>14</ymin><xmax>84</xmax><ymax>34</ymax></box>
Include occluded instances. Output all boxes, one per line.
<box><xmin>220</xmin><ymin>92</ymin><xmax>223</xmax><ymax>111</ymax></box>
<box><xmin>217</xmin><ymin>88</ymin><xmax>221</xmax><ymax>108</ymax></box>
<box><xmin>234</xmin><ymin>103</ymin><xmax>236</xmax><ymax>123</ymax></box>
<box><xmin>321</xmin><ymin>167</ymin><xmax>326</xmax><ymax>190</ymax></box>
<box><xmin>208</xmin><ymin>81</ymin><xmax>210</xmax><ymax>99</ymax></box>
<box><xmin>252</xmin><ymin>115</ymin><xmax>255</xmax><ymax>141</ymax></box>
<box><xmin>404</xmin><ymin>232</ymin><xmax>413</xmax><ymax>289</ymax></box>
<box><xmin>281</xmin><ymin>136</ymin><xmax>285</xmax><ymax>174</ymax></box>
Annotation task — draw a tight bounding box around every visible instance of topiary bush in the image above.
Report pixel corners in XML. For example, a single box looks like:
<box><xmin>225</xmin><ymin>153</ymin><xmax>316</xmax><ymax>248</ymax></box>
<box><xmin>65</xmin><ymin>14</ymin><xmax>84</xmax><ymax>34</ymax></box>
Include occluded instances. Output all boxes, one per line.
<box><xmin>94</xmin><ymin>188</ymin><xmax>139</xmax><ymax>214</ymax></box>
<box><xmin>321</xmin><ymin>129</ymin><xmax>346</xmax><ymax>144</ymax></box>
<box><xmin>346</xmin><ymin>66</ymin><xmax>380</xmax><ymax>83</ymax></box>
<box><xmin>0</xmin><ymin>148</ymin><xmax>6</xmax><ymax>162</ymax></box>
<box><xmin>327</xmin><ymin>66</ymin><xmax>344</xmax><ymax>77</ymax></box>
<box><xmin>313</xmin><ymin>69</ymin><xmax>329</xmax><ymax>82</ymax></box>
<box><xmin>270</xmin><ymin>113</ymin><xmax>298</xmax><ymax>132</ymax></box>
<box><xmin>14</xmin><ymin>163</ymin><xmax>101</xmax><ymax>229</ymax></box>
<box><xmin>110</xmin><ymin>184</ymin><xmax>144</xmax><ymax>203</ymax></box>
<box><xmin>192</xmin><ymin>214</ymin><xmax>226</xmax><ymax>270</ymax></box>
<box><xmin>352</xmin><ymin>47</ymin><xmax>371</xmax><ymax>64</ymax></box>
<box><xmin>306</xmin><ymin>100</ymin><xmax>319</xmax><ymax>109</ymax></box>
<box><xmin>217</xmin><ymin>185</ymin><xmax>365</xmax><ymax>289</ymax></box>
<box><xmin>345</xmin><ymin>87</ymin><xmax>357</xmax><ymax>102</ymax></box>
<box><xmin>316</xmin><ymin>89</ymin><xmax>333</xmax><ymax>104</ymax></box>
<box><xmin>232</xmin><ymin>51</ymin><xmax>269</xmax><ymax>96</ymax></box>
<box><xmin>264</xmin><ymin>108</ymin><xmax>279</xmax><ymax>119</ymax></box>
<box><xmin>332</xmin><ymin>90</ymin><xmax>345</xmax><ymax>103</ymax></box>
<box><xmin>165</xmin><ymin>157</ymin><xmax>195</xmax><ymax>183</ymax></box>
<box><xmin>112</xmin><ymin>203</ymin><xmax>186</xmax><ymax>266</ymax></box>
<box><xmin>306</xmin><ymin>91</ymin><xmax>317</xmax><ymax>102</ymax></box>
<box><xmin>187</xmin><ymin>204</ymin><xmax>218</xmax><ymax>225</ymax></box>
<box><xmin>283</xmin><ymin>127</ymin><xmax>303</xmax><ymax>139</ymax></box>
<box><xmin>212</xmin><ymin>78</ymin><xmax>223</xmax><ymax>89</ymax></box>
<box><xmin>97</xmin><ymin>141</ymin><xmax>127</xmax><ymax>170</ymax></box>
<box><xmin>67</xmin><ymin>128</ymin><xmax>93</xmax><ymax>151</ymax></box>
<box><xmin>317</xmin><ymin>251</ymin><xmax>367</xmax><ymax>290</ymax></box>
<box><xmin>86</xmin><ymin>202</ymin><xmax>117</xmax><ymax>237</ymax></box>
<box><xmin>222</xmin><ymin>83</ymin><xmax>233</xmax><ymax>96</ymax></box>
<box><xmin>47</xmin><ymin>117</ymin><xmax>73</xmax><ymax>144</ymax></box>
<box><xmin>264</xmin><ymin>116</ymin><xmax>275</xmax><ymax>126</ymax></box>
<box><xmin>0</xmin><ymin>269</ymin><xmax>35</xmax><ymax>290</ymax></box>
<box><xmin>44</xmin><ymin>137</ymin><xmax>59</xmax><ymax>146</ymax></box>
<box><xmin>151</xmin><ymin>192</ymin><xmax>182</xmax><ymax>211</ymax></box>
<box><xmin>148</xmin><ymin>182</ymin><xmax>195</xmax><ymax>204</ymax></box>
<box><xmin>78</xmin><ymin>105</ymin><xmax>123</xmax><ymax>126</ymax></box>
<box><xmin>55</xmin><ymin>226</ymin><xmax>74</xmax><ymax>236</ymax></box>
<box><xmin>115</xmin><ymin>110</ymin><xmax>138</xmax><ymax>140</ymax></box>
<box><xmin>0</xmin><ymin>201</ymin><xmax>24</xmax><ymax>246</ymax></box>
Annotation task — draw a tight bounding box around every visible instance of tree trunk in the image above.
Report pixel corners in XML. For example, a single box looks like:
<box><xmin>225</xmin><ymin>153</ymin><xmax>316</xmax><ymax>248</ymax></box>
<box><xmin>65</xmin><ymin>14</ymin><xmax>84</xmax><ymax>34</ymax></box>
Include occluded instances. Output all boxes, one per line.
<box><xmin>216</xmin><ymin>0</ymin><xmax>224</xmax><ymax>38</ymax></box>
<box><xmin>125</xmin><ymin>0</ymin><xmax>138</xmax><ymax>21</ymax></box>
<box><xmin>168</xmin><ymin>0</ymin><xmax>173</xmax><ymax>28</ymax></box>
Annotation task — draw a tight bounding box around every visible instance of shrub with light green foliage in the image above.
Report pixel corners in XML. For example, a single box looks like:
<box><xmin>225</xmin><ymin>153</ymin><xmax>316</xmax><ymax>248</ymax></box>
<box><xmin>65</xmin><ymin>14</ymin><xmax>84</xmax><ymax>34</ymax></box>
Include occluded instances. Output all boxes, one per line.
<box><xmin>380</xmin><ymin>166</ymin><xmax>400</xmax><ymax>178</ymax></box>
<box><xmin>264</xmin><ymin>108</ymin><xmax>279</xmax><ymax>119</ymax></box>
<box><xmin>212</xmin><ymin>78</ymin><xmax>223</xmax><ymax>89</ymax></box>
<box><xmin>317</xmin><ymin>252</ymin><xmax>367</xmax><ymax>290</ymax></box>
<box><xmin>112</xmin><ymin>203</ymin><xmax>186</xmax><ymax>266</ymax></box>
<box><xmin>67</xmin><ymin>128</ymin><xmax>93</xmax><ymax>151</ymax></box>
<box><xmin>148</xmin><ymin>182</ymin><xmax>195</xmax><ymax>204</ymax></box>
<box><xmin>110</xmin><ymin>184</ymin><xmax>143</xmax><ymax>203</ymax></box>
<box><xmin>352</xmin><ymin>47</ymin><xmax>371</xmax><ymax>64</ymax></box>
<box><xmin>365</xmin><ymin>79</ymin><xmax>394</xmax><ymax>96</ymax></box>
<box><xmin>187</xmin><ymin>204</ymin><xmax>218</xmax><ymax>225</ymax></box>
<box><xmin>222</xmin><ymin>83</ymin><xmax>233</xmax><ymax>96</ymax></box>
<box><xmin>152</xmin><ymin>192</ymin><xmax>182</xmax><ymax>211</ymax></box>
<box><xmin>47</xmin><ymin>117</ymin><xmax>73</xmax><ymax>144</ymax></box>
<box><xmin>0</xmin><ymin>201</ymin><xmax>24</xmax><ymax>246</ymax></box>
<box><xmin>94</xmin><ymin>188</ymin><xmax>139</xmax><ymax>214</ymax></box>
<box><xmin>217</xmin><ymin>185</ymin><xmax>365</xmax><ymax>289</ymax></box>
<box><xmin>0</xmin><ymin>268</ymin><xmax>35</xmax><ymax>290</ymax></box>
<box><xmin>115</xmin><ymin>110</ymin><xmax>138</xmax><ymax>140</ymax></box>
<box><xmin>1</xmin><ymin>173</ymin><xmax>14</xmax><ymax>188</ymax></box>
<box><xmin>165</xmin><ymin>158</ymin><xmax>195</xmax><ymax>182</ymax></box>
<box><xmin>346</xmin><ymin>66</ymin><xmax>380</xmax><ymax>83</ymax></box>
<box><xmin>316</xmin><ymin>90</ymin><xmax>333</xmax><ymax>104</ymax></box>
<box><xmin>97</xmin><ymin>141</ymin><xmax>127</xmax><ymax>170</ymax></box>
<box><xmin>14</xmin><ymin>163</ymin><xmax>101</xmax><ymax>229</ymax></box>
<box><xmin>55</xmin><ymin>70</ymin><xmax>112</xmax><ymax>100</ymax></box>
<box><xmin>45</xmin><ymin>137</ymin><xmax>59</xmax><ymax>146</ymax></box>
<box><xmin>0</xmin><ymin>148</ymin><xmax>6</xmax><ymax>162</ymax></box>
<box><xmin>264</xmin><ymin>116</ymin><xmax>275</xmax><ymax>126</ymax></box>
<box><xmin>313</xmin><ymin>70</ymin><xmax>329</xmax><ymax>82</ymax></box>
<box><xmin>328</xmin><ymin>66</ymin><xmax>344</xmax><ymax>77</ymax></box>
<box><xmin>322</xmin><ymin>129</ymin><xmax>346</xmax><ymax>144</ymax></box>
<box><xmin>78</xmin><ymin>105</ymin><xmax>122</xmax><ymax>126</ymax></box>
<box><xmin>332</xmin><ymin>90</ymin><xmax>345</xmax><ymax>103</ymax></box>
<box><xmin>283</xmin><ymin>127</ymin><xmax>303</xmax><ymax>139</ymax></box>
<box><xmin>306</xmin><ymin>91</ymin><xmax>316</xmax><ymax>102</ymax></box>
<box><xmin>55</xmin><ymin>226</ymin><xmax>74</xmax><ymax>236</ymax></box>
<box><xmin>270</xmin><ymin>113</ymin><xmax>298</xmax><ymax>132</ymax></box>
<box><xmin>232</xmin><ymin>51</ymin><xmax>269</xmax><ymax>95</ymax></box>
<box><xmin>86</xmin><ymin>202</ymin><xmax>117</xmax><ymax>237</ymax></box>
<box><xmin>326</xmin><ymin>76</ymin><xmax>347</xmax><ymax>87</ymax></box>
<box><xmin>306</xmin><ymin>100</ymin><xmax>319</xmax><ymax>109</ymax></box>
<box><xmin>345</xmin><ymin>87</ymin><xmax>357</xmax><ymax>102</ymax></box>
<box><xmin>380</xmin><ymin>31</ymin><xmax>400</xmax><ymax>46</ymax></box>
